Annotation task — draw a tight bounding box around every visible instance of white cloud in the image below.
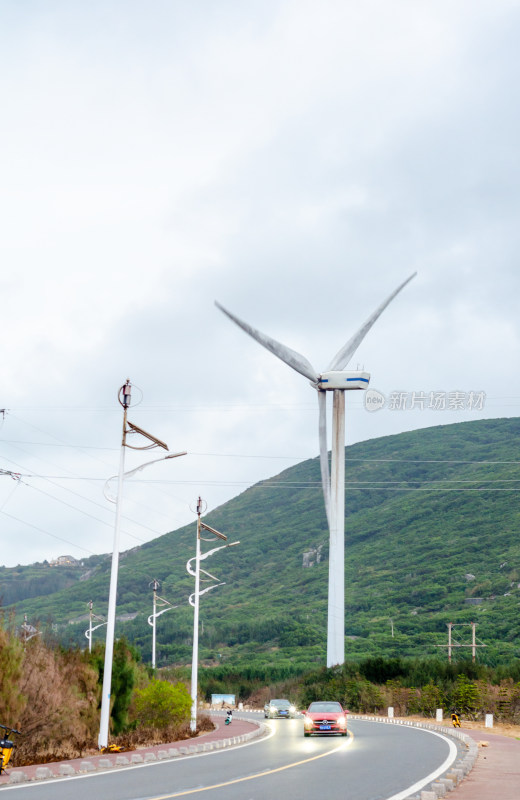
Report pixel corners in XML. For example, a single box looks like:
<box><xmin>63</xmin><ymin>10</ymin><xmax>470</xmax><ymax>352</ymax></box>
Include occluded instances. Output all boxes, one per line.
<box><xmin>0</xmin><ymin>0</ymin><xmax>519</xmax><ymax>565</ymax></box>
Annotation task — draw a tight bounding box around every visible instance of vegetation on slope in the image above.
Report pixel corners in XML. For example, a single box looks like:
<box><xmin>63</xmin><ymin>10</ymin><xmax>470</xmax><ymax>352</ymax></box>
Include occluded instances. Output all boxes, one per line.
<box><xmin>0</xmin><ymin>616</ymin><xmax>199</xmax><ymax>765</ymax></box>
<box><xmin>4</xmin><ymin>418</ymin><xmax>520</xmax><ymax>669</ymax></box>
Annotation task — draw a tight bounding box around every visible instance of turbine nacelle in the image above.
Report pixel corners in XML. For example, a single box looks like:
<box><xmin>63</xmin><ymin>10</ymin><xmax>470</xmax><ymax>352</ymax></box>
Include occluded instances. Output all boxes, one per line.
<box><xmin>317</xmin><ymin>370</ymin><xmax>370</xmax><ymax>391</ymax></box>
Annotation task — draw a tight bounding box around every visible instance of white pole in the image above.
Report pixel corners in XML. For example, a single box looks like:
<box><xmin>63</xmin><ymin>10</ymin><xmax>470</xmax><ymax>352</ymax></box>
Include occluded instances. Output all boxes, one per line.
<box><xmin>152</xmin><ymin>586</ymin><xmax>157</xmax><ymax>670</ymax></box>
<box><xmin>190</xmin><ymin>507</ymin><xmax>201</xmax><ymax>732</ymax></box>
<box><xmin>98</xmin><ymin>390</ymin><xmax>129</xmax><ymax>749</ymax></box>
<box><xmin>327</xmin><ymin>389</ymin><xmax>345</xmax><ymax>668</ymax></box>
<box><xmin>88</xmin><ymin>601</ymin><xmax>93</xmax><ymax>654</ymax></box>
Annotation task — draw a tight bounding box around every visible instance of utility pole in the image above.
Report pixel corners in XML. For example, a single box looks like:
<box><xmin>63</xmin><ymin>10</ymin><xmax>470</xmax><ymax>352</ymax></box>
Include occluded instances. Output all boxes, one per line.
<box><xmin>435</xmin><ymin>622</ymin><xmax>486</xmax><ymax>663</ymax></box>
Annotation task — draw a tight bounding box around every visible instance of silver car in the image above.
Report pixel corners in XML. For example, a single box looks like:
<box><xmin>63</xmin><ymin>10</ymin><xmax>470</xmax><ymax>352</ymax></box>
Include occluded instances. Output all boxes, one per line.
<box><xmin>264</xmin><ymin>699</ymin><xmax>297</xmax><ymax>719</ymax></box>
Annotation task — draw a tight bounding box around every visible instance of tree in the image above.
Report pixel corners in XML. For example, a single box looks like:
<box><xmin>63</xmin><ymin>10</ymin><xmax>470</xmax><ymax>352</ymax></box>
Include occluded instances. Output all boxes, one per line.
<box><xmin>451</xmin><ymin>674</ymin><xmax>480</xmax><ymax>717</ymax></box>
<box><xmin>0</xmin><ymin>616</ymin><xmax>25</xmax><ymax>724</ymax></box>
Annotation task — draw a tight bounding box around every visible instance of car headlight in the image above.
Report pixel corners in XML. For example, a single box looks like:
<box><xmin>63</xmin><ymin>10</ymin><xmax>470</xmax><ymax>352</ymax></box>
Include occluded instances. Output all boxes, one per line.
<box><xmin>304</xmin><ymin>716</ymin><xmax>313</xmax><ymax>729</ymax></box>
<box><xmin>337</xmin><ymin>715</ymin><xmax>347</xmax><ymax>727</ymax></box>
<box><xmin>289</xmin><ymin>706</ymin><xmax>296</xmax><ymax>713</ymax></box>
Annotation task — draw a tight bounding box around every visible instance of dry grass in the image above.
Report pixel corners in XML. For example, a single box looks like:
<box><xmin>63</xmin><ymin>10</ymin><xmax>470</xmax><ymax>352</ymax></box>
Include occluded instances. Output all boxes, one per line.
<box><xmin>115</xmin><ymin>713</ymin><xmax>215</xmax><ymax>752</ymax></box>
<box><xmin>391</xmin><ymin>714</ymin><xmax>520</xmax><ymax>741</ymax></box>
<box><xmin>14</xmin><ymin>642</ymin><xmax>99</xmax><ymax>766</ymax></box>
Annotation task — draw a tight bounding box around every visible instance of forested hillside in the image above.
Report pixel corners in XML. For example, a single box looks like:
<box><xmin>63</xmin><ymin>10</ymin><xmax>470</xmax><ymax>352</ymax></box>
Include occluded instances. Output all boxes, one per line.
<box><xmin>5</xmin><ymin>417</ymin><xmax>520</xmax><ymax>670</ymax></box>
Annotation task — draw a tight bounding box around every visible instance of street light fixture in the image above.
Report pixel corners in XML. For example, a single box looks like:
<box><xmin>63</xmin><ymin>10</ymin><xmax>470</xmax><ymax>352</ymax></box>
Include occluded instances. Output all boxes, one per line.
<box><xmin>20</xmin><ymin>614</ymin><xmax>41</xmax><ymax>645</ymax></box>
<box><xmin>98</xmin><ymin>379</ymin><xmax>186</xmax><ymax>750</ymax></box>
<box><xmin>187</xmin><ymin>496</ymin><xmax>239</xmax><ymax>732</ymax></box>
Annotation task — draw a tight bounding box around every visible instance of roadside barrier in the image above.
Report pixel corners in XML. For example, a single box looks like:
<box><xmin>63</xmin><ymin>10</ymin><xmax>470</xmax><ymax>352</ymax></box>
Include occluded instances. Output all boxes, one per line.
<box><xmin>5</xmin><ymin>712</ymin><xmax>480</xmax><ymax>795</ymax></box>
<box><xmin>4</xmin><ymin>718</ymin><xmax>267</xmax><ymax>785</ymax></box>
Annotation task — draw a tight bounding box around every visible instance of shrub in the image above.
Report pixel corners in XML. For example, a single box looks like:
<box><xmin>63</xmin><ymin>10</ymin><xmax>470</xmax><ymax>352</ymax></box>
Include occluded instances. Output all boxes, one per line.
<box><xmin>385</xmin><ymin>680</ymin><xmax>418</xmax><ymax>715</ymax></box>
<box><xmin>358</xmin><ymin>679</ymin><xmax>386</xmax><ymax>713</ymax></box>
<box><xmin>131</xmin><ymin>679</ymin><xmax>191</xmax><ymax>730</ymax></box>
<box><xmin>419</xmin><ymin>682</ymin><xmax>445</xmax><ymax>717</ymax></box>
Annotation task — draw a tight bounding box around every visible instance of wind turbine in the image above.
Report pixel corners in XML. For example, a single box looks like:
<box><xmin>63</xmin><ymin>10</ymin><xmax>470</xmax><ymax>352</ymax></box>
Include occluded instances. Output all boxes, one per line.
<box><xmin>215</xmin><ymin>272</ymin><xmax>416</xmax><ymax>667</ymax></box>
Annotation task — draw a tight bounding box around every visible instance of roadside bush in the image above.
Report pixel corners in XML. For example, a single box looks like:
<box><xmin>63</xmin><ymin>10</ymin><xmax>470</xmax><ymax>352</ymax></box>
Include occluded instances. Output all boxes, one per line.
<box><xmin>418</xmin><ymin>682</ymin><xmax>445</xmax><ymax>717</ymax></box>
<box><xmin>385</xmin><ymin>680</ymin><xmax>419</xmax><ymax>715</ymax></box>
<box><xmin>357</xmin><ymin>679</ymin><xmax>386</xmax><ymax>713</ymax></box>
<box><xmin>508</xmin><ymin>682</ymin><xmax>520</xmax><ymax>722</ymax></box>
<box><xmin>131</xmin><ymin>679</ymin><xmax>191</xmax><ymax>730</ymax></box>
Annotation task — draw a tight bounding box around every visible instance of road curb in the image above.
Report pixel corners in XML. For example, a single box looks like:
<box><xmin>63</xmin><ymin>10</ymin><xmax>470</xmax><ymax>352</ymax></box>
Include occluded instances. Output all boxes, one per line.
<box><xmin>1</xmin><ymin>717</ymin><xmax>266</xmax><ymax>787</ymax></box>
<box><xmin>348</xmin><ymin>715</ymin><xmax>478</xmax><ymax>799</ymax></box>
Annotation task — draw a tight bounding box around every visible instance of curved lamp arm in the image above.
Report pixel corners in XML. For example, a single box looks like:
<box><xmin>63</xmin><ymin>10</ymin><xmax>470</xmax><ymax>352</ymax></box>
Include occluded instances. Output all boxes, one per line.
<box><xmin>104</xmin><ymin>451</ymin><xmax>187</xmax><ymax>503</ymax></box>
<box><xmin>186</xmin><ymin>541</ymin><xmax>240</xmax><ymax>577</ymax></box>
<box><xmin>85</xmin><ymin>620</ymin><xmax>108</xmax><ymax>641</ymax></box>
<box><xmin>147</xmin><ymin>604</ymin><xmax>179</xmax><ymax>626</ymax></box>
<box><xmin>189</xmin><ymin>583</ymin><xmax>225</xmax><ymax>607</ymax></box>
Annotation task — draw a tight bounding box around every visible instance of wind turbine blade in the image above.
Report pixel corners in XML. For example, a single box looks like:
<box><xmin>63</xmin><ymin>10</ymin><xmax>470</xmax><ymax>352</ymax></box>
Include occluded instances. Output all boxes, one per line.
<box><xmin>318</xmin><ymin>389</ymin><xmax>331</xmax><ymax>528</ymax></box>
<box><xmin>215</xmin><ymin>301</ymin><xmax>319</xmax><ymax>383</ymax></box>
<box><xmin>327</xmin><ymin>272</ymin><xmax>417</xmax><ymax>371</ymax></box>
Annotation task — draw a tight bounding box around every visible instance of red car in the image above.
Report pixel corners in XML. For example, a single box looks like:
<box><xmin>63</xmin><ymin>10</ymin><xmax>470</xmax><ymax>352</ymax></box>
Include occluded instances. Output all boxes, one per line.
<box><xmin>303</xmin><ymin>701</ymin><xmax>348</xmax><ymax>736</ymax></box>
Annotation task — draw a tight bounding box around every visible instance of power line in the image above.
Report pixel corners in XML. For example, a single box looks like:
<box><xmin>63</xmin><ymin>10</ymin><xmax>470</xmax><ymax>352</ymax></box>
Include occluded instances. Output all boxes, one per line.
<box><xmin>1</xmin><ymin>439</ymin><xmax>119</xmax><ymax>451</ymax></box>
<box><xmin>1</xmin><ymin>448</ymin><xmax>183</xmax><ymax>540</ymax></box>
<box><xmin>18</xmin><ymin>480</ymin><xmax>154</xmax><ymax>544</ymax></box>
<box><xmin>0</xmin><ymin>509</ymin><xmax>96</xmax><ymax>556</ymax></box>
<box><xmin>4</xmin><ymin>437</ymin><xmax>520</xmax><ymax>465</ymax></box>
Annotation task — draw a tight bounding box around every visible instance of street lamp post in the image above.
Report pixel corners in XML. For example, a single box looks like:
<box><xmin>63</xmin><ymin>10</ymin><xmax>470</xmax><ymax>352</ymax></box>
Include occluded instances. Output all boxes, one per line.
<box><xmin>187</xmin><ymin>497</ymin><xmax>239</xmax><ymax>732</ymax></box>
<box><xmin>150</xmin><ymin>579</ymin><xmax>159</xmax><ymax>671</ymax></box>
<box><xmin>98</xmin><ymin>379</ymin><xmax>186</xmax><ymax>749</ymax></box>
<box><xmin>147</xmin><ymin>579</ymin><xmax>178</xmax><ymax>670</ymax></box>
<box><xmin>98</xmin><ymin>381</ymin><xmax>131</xmax><ymax>749</ymax></box>
<box><xmin>85</xmin><ymin>600</ymin><xmax>107</xmax><ymax>653</ymax></box>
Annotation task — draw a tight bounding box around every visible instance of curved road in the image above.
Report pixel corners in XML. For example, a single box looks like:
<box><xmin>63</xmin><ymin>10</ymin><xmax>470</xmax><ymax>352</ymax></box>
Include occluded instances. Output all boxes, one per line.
<box><xmin>1</xmin><ymin>717</ymin><xmax>458</xmax><ymax>800</ymax></box>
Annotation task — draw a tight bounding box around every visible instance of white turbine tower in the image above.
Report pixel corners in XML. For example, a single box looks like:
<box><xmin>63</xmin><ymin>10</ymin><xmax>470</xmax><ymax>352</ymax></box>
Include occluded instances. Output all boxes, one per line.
<box><xmin>216</xmin><ymin>273</ymin><xmax>416</xmax><ymax>667</ymax></box>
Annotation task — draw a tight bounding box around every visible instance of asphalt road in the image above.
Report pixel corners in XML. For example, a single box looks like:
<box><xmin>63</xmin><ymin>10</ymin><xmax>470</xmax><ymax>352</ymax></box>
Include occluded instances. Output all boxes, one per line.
<box><xmin>0</xmin><ymin>717</ymin><xmax>458</xmax><ymax>800</ymax></box>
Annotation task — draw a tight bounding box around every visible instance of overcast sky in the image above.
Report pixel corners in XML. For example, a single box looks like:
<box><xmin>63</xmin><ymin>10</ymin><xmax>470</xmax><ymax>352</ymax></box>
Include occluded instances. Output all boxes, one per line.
<box><xmin>1</xmin><ymin>0</ymin><xmax>519</xmax><ymax>568</ymax></box>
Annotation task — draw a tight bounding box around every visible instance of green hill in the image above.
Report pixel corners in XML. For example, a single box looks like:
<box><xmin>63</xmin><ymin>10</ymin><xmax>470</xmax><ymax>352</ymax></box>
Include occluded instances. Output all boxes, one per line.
<box><xmin>5</xmin><ymin>417</ymin><xmax>520</xmax><ymax>670</ymax></box>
